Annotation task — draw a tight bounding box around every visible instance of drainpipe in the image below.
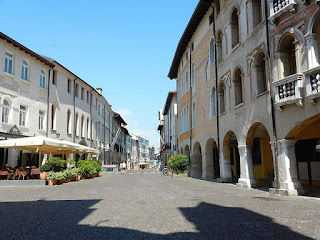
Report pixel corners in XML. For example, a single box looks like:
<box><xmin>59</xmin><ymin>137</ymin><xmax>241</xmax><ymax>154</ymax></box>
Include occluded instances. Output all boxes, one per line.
<box><xmin>103</xmin><ymin>103</ymin><xmax>106</xmax><ymax>165</ymax></box>
<box><xmin>46</xmin><ymin>68</ymin><xmax>53</xmax><ymax>137</ymax></box>
<box><xmin>189</xmin><ymin>46</ymin><xmax>193</xmax><ymax>158</ymax></box>
<box><xmin>264</xmin><ymin>0</ymin><xmax>280</xmax><ymax>189</ymax></box>
<box><xmin>89</xmin><ymin>90</ymin><xmax>94</xmax><ymax>148</ymax></box>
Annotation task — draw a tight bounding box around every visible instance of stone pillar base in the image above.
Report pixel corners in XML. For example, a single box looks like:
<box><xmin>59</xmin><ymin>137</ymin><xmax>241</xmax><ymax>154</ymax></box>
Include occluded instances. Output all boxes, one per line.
<box><xmin>217</xmin><ymin>178</ymin><xmax>232</xmax><ymax>183</ymax></box>
<box><xmin>236</xmin><ymin>178</ymin><xmax>257</xmax><ymax>188</ymax></box>
<box><xmin>269</xmin><ymin>188</ymin><xmax>298</xmax><ymax>196</ymax></box>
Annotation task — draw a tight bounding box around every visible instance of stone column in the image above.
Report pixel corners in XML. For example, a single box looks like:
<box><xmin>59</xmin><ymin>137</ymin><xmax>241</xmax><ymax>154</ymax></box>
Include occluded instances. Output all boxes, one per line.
<box><xmin>218</xmin><ymin>148</ymin><xmax>232</xmax><ymax>182</ymax></box>
<box><xmin>306</xmin><ymin>33</ymin><xmax>319</xmax><ymax>69</ymax></box>
<box><xmin>203</xmin><ymin>152</ymin><xmax>214</xmax><ymax>180</ymax></box>
<box><xmin>237</xmin><ymin>145</ymin><xmax>257</xmax><ymax>188</ymax></box>
<box><xmin>190</xmin><ymin>153</ymin><xmax>202</xmax><ymax>179</ymax></box>
<box><xmin>277</xmin><ymin>139</ymin><xmax>302</xmax><ymax>191</ymax></box>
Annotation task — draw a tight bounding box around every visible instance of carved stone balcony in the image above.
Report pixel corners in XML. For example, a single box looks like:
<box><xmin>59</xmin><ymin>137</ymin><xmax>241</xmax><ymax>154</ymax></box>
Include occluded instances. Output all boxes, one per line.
<box><xmin>304</xmin><ymin>66</ymin><xmax>320</xmax><ymax>104</ymax></box>
<box><xmin>274</xmin><ymin>73</ymin><xmax>304</xmax><ymax>110</ymax></box>
<box><xmin>269</xmin><ymin>0</ymin><xmax>296</xmax><ymax>22</ymax></box>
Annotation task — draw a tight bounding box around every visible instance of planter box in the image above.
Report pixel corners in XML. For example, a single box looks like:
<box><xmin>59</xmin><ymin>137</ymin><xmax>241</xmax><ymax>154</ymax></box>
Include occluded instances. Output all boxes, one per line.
<box><xmin>47</xmin><ymin>179</ymin><xmax>57</xmax><ymax>186</ymax></box>
<box><xmin>172</xmin><ymin>171</ymin><xmax>188</xmax><ymax>178</ymax></box>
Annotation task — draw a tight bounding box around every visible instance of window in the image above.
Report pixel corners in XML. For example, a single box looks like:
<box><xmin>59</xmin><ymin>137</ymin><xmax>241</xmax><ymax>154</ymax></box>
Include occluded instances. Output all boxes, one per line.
<box><xmin>40</xmin><ymin>70</ymin><xmax>46</xmax><ymax>89</ymax></box>
<box><xmin>39</xmin><ymin>110</ymin><xmax>45</xmax><ymax>130</ymax></box>
<box><xmin>21</xmin><ymin>60</ymin><xmax>29</xmax><ymax>81</ymax></box>
<box><xmin>2</xmin><ymin>100</ymin><xmax>10</xmax><ymax>123</ymax></box>
<box><xmin>219</xmin><ymin>82</ymin><xmax>226</xmax><ymax>114</ymax></box>
<box><xmin>192</xmin><ymin>103</ymin><xmax>196</xmax><ymax>128</ymax></box>
<box><xmin>191</xmin><ymin>62</ymin><xmax>195</xmax><ymax>85</ymax></box>
<box><xmin>279</xmin><ymin>35</ymin><xmax>297</xmax><ymax>78</ymax></box>
<box><xmin>51</xmin><ymin>104</ymin><xmax>56</xmax><ymax>130</ymax></box>
<box><xmin>87</xmin><ymin>91</ymin><xmax>89</xmax><ymax>104</ymax></box>
<box><xmin>252</xmin><ymin>0</ymin><xmax>262</xmax><ymax>29</ymax></box>
<box><xmin>210</xmin><ymin>38</ymin><xmax>215</xmax><ymax>65</ymax></box>
<box><xmin>81</xmin><ymin>87</ymin><xmax>84</xmax><ymax>100</ymax></box>
<box><xmin>96</xmin><ymin>98</ymin><xmax>98</xmax><ymax>110</ymax></box>
<box><xmin>191</xmin><ymin>42</ymin><xmax>194</xmax><ymax>52</ymax></box>
<box><xmin>19</xmin><ymin>105</ymin><xmax>27</xmax><ymax>126</ymax></box>
<box><xmin>210</xmin><ymin>87</ymin><xmax>216</xmax><ymax>118</ymax></box>
<box><xmin>256</xmin><ymin>51</ymin><xmax>267</xmax><ymax>94</ymax></box>
<box><xmin>205</xmin><ymin>61</ymin><xmax>210</xmax><ymax>82</ymax></box>
<box><xmin>216</xmin><ymin>0</ymin><xmax>220</xmax><ymax>14</ymax></box>
<box><xmin>98</xmin><ymin>104</ymin><xmax>101</xmax><ymax>116</ymax></box>
<box><xmin>52</xmin><ymin>70</ymin><xmax>57</xmax><ymax>85</ymax></box>
<box><xmin>67</xmin><ymin>110</ymin><xmax>72</xmax><ymax>134</ymax></box>
<box><xmin>217</xmin><ymin>31</ymin><xmax>223</xmax><ymax>63</ymax></box>
<box><xmin>234</xmin><ymin>68</ymin><xmax>243</xmax><ymax>106</ymax></box>
<box><xmin>185</xmin><ymin>71</ymin><xmax>189</xmax><ymax>91</ymax></box>
<box><xmin>87</xmin><ymin>117</ymin><xmax>90</xmax><ymax>138</ymax></box>
<box><xmin>75</xmin><ymin>84</ymin><xmax>79</xmax><ymax>97</ymax></box>
<box><xmin>75</xmin><ymin>113</ymin><xmax>79</xmax><ymax>136</ymax></box>
<box><xmin>68</xmin><ymin>79</ymin><xmax>72</xmax><ymax>93</ymax></box>
<box><xmin>4</xmin><ymin>52</ymin><xmax>13</xmax><ymax>74</ymax></box>
<box><xmin>81</xmin><ymin>115</ymin><xmax>85</xmax><ymax>137</ymax></box>
<box><xmin>231</xmin><ymin>8</ymin><xmax>240</xmax><ymax>48</ymax></box>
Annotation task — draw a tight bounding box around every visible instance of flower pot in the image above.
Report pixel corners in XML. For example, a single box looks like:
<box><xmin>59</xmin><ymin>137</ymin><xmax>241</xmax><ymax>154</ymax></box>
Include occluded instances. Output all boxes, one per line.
<box><xmin>59</xmin><ymin>178</ymin><xmax>66</xmax><ymax>184</ymax></box>
<box><xmin>40</xmin><ymin>171</ymin><xmax>47</xmax><ymax>180</ymax></box>
<box><xmin>70</xmin><ymin>176</ymin><xmax>76</xmax><ymax>181</ymax></box>
<box><xmin>76</xmin><ymin>175</ymin><xmax>81</xmax><ymax>181</ymax></box>
<box><xmin>47</xmin><ymin>179</ymin><xmax>57</xmax><ymax>186</ymax></box>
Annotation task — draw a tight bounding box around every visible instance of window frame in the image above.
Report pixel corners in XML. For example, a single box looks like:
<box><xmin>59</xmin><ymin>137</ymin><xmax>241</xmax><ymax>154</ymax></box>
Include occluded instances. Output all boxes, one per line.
<box><xmin>40</xmin><ymin>70</ymin><xmax>46</xmax><ymax>89</ymax></box>
<box><xmin>21</xmin><ymin>60</ymin><xmax>29</xmax><ymax>81</ymax></box>
<box><xmin>19</xmin><ymin>105</ymin><xmax>27</xmax><ymax>127</ymax></box>
<box><xmin>4</xmin><ymin>52</ymin><xmax>14</xmax><ymax>75</ymax></box>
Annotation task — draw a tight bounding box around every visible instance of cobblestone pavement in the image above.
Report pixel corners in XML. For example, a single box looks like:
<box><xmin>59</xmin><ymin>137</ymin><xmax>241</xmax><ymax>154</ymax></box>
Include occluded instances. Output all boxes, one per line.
<box><xmin>0</xmin><ymin>169</ymin><xmax>319</xmax><ymax>240</ymax></box>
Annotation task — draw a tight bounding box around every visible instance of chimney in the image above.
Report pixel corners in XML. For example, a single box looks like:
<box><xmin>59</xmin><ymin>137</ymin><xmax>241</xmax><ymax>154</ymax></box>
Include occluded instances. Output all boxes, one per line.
<box><xmin>96</xmin><ymin>87</ymin><xmax>102</xmax><ymax>95</ymax></box>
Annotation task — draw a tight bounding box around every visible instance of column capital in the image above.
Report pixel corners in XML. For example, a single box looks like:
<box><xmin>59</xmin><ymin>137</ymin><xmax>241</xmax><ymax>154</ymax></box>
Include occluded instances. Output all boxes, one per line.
<box><xmin>278</xmin><ymin>139</ymin><xmax>296</xmax><ymax>148</ymax></box>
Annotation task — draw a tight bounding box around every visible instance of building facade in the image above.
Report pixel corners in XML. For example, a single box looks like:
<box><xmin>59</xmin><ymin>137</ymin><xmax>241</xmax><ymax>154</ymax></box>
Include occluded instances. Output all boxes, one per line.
<box><xmin>0</xmin><ymin>32</ymin><xmax>128</xmax><ymax>168</ymax></box>
<box><xmin>166</xmin><ymin>0</ymin><xmax>320</xmax><ymax>195</ymax></box>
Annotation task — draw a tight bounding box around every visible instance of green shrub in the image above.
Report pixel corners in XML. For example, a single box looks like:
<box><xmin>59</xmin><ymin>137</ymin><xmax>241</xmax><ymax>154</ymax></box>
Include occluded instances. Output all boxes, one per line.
<box><xmin>77</xmin><ymin>159</ymin><xmax>101</xmax><ymax>178</ymax></box>
<box><xmin>40</xmin><ymin>163</ymin><xmax>51</xmax><ymax>172</ymax></box>
<box><xmin>63</xmin><ymin>168</ymin><xmax>73</xmax><ymax>178</ymax></box>
<box><xmin>47</xmin><ymin>171</ymin><xmax>56</xmax><ymax>180</ymax></box>
<box><xmin>168</xmin><ymin>155</ymin><xmax>189</xmax><ymax>173</ymax></box>
<box><xmin>54</xmin><ymin>172</ymin><xmax>65</xmax><ymax>180</ymax></box>
<box><xmin>48</xmin><ymin>157</ymin><xmax>67</xmax><ymax>169</ymax></box>
<box><xmin>66</xmin><ymin>158</ymin><xmax>75</xmax><ymax>166</ymax></box>
<box><xmin>72</xmin><ymin>167</ymin><xmax>80</xmax><ymax>176</ymax></box>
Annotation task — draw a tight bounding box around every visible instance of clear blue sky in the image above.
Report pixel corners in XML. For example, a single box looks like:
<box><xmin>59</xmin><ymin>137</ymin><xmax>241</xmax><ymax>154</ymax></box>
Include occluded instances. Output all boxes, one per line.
<box><xmin>0</xmin><ymin>0</ymin><xmax>198</xmax><ymax>147</ymax></box>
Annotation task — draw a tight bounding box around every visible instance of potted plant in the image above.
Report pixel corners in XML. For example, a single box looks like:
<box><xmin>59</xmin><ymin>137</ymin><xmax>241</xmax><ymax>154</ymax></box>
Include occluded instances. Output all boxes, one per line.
<box><xmin>168</xmin><ymin>155</ymin><xmax>190</xmax><ymax>178</ymax></box>
<box><xmin>66</xmin><ymin>158</ymin><xmax>75</xmax><ymax>168</ymax></box>
<box><xmin>47</xmin><ymin>171</ymin><xmax>57</xmax><ymax>186</ymax></box>
<box><xmin>48</xmin><ymin>157</ymin><xmax>67</xmax><ymax>172</ymax></box>
<box><xmin>40</xmin><ymin>163</ymin><xmax>51</xmax><ymax>180</ymax></box>
<box><xmin>63</xmin><ymin>168</ymin><xmax>73</xmax><ymax>182</ymax></box>
<box><xmin>54</xmin><ymin>172</ymin><xmax>65</xmax><ymax>184</ymax></box>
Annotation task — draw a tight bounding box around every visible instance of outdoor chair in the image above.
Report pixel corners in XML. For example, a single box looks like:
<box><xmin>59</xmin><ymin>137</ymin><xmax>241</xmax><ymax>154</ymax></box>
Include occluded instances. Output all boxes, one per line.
<box><xmin>1</xmin><ymin>169</ymin><xmax>14</xmax><ymax>180</ymax></box>
<box><xmin>30</xmin><ymin>168</ymin><xmax>40</xmax><ymax>179</ymax></box>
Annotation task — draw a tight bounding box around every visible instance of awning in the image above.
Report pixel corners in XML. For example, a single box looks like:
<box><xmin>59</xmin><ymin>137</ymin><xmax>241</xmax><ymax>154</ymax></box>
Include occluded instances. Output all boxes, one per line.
<box><xmin>0</xmin><ymin>136</ymin><xmax>99</xmax><ymax>154</ymax></box>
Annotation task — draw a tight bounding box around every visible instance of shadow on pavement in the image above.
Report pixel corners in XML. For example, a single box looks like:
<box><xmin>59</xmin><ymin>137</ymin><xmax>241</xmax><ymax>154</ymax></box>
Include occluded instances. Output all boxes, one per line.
<box><xmin>0</xmin><ymin>200</ymin><xmax>312</xmax><ymax>240</ymax></box>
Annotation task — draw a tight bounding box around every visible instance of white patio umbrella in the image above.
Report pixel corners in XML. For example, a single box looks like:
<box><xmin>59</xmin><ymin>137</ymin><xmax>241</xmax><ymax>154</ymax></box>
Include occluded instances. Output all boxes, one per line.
<box><xmin>0</xmin><ymin>136</ymin><xmax>99</xmax><ymax>166</ymax></box>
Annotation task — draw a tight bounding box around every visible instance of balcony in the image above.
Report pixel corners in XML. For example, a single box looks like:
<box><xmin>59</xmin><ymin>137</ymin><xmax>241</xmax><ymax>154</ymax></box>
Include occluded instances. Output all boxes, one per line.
<box><xmin>304</xmin><ymin>66</ymin><xmax>320</xmax><ymax>103</ymax></box>
<box><xmin>274</xmin><ymin>73</ymin><xmax>304</xmax><ymax>110</ymax></box>
<box><xmin>269</xmin><ymin>0</ymin><xmax>296</xmax><ymax>22</ymax></box>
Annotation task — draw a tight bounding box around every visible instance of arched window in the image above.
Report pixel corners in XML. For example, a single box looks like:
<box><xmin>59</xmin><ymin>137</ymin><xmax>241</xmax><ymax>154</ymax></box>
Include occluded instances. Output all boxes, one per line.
<box><xmin>209</xmin><ymin>38</ymin><xmax>215</xmax><ymax>65</ymax></box>
<box><xmin>217</xmin><ymin>31</ymin><xmax>223</xmax><ymax>63</ymax></box>
<box><xmin>40</xmin><ymin>70</ymin><xmax>46</xmax><ymax>89</ymax></box>
<box><xmin>252</xmin><ymin>0</ymin><xmax>262</xmax><ymax>29</ymax></box>
<box><xmin>75</xmin><ymin>113</ymin><xmax>79</xmax><ymax>136</ymax></box>
<box><xmin>21</xmin><ymin>60</ymin><xmax>29</xmax><ymax>81</ymax></box>
<box><xmin>234</xmin><ymin>68</ymin><xmax>243</xmax><ymax>106</ymax></box>
<box><xmin>219</xmin><ymin>82</ymin><xmax>226</xmax><ymax>114</ymax></box>
<box><xmin>2</xmin><ymin>99</ymin><xmax>10</xmax><ymax>123</ymax></box>
<box><xmin>191</xmin><ymin>62</ymin><xmax>195</xmax><ymax>85</ymax></box>
<box><xmin>279</xmin><ymin>35</ymin><xmax>297</xmax><ymax>78</ymax></box>
<box><xmin>87</xmin><ymin>117</ymin><xmax>90</xmax><ymax>139</ymax></box>
<box><xmin>231</xmin><ymin>8</ymin><xmax>240</xmax><ymax>48</ymax></box>
<box><xmin>205</xmin><ymin>61</ymin><xmax>210</xmax><ymax>82</ymax></box>
<box><xmin>81</xmin><ymin>115</ymin><xmax>85</xmax><ymax>137</ymax></box>
<box><xmin>67</xmin><ymin>109</ymin><xmax>72</xmax><ymax>134</ymax></box>
<box><xmin>256</xmin><ymin>51</ymin><xmax>267</xmax><ymax>94</ymax></box>
<box><xmin>210</xmin><ymin>87</ymin><xmax>216</xmax><ymax>118</ymax></box>
<box><xmin>51</xmin><ymin>104</ymin><xmax>56</xmax><ymax>130</ymax></box>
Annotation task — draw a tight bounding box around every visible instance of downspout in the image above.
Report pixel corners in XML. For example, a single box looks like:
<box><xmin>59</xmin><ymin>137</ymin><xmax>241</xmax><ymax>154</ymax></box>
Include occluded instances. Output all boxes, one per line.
<box><xmin>103</xmin><ymin>103</ymin><xmax>106</xmax><ymax>165</ymax></box>
<box><xmin>46</xmin><ymin>68</ymin><xmax>53</xmax><ymax>137</ymax></box>
<box><xmin>189</xmin><ymin>46</ymin><xmax>192</xmax><ymax>157</ymax></box>
<box><xmin>264</xmin><ymin>0</ymin><xmax>280</xmax><ymax>189</ymax></box>
<box><xmin>90</xmin><ymin>89</ymin><xmax>94</xmax><ymax>148</ymax></box>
